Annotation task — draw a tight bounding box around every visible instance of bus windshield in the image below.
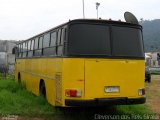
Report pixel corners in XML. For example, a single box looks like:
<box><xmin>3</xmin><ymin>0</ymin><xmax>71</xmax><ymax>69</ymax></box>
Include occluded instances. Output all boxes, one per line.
<box><xmin>68</xmin><ymin>23</ymin><xmax>144</xmax><ymax>58</ymax></box>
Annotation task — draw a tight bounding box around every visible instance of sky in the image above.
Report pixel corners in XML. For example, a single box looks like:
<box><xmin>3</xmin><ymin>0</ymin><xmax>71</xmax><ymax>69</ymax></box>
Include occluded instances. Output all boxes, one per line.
<box><xmin>0</xmin><ymin>0</ymin><xmax>159</xmax><ymax>40</ymax></box>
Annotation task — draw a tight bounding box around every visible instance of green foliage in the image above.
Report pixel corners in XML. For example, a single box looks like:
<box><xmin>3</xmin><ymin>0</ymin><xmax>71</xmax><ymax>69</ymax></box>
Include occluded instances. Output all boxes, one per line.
<box><xmin>48</xmin><ymin>105</ymin><xmax>153</xmax><ymax>120</ymax></box>
<box><xmin>142</xmin><ymin>19</ymin><xmax>160</xmax><ymax>52</ymax></box>
<box><xmin>0</xmin><ymin>78</ymin><xmax>55</xmax><ymax>116</ymax></box>
<box><xmin>115</xmin><ymin>105</ymin><xmax>153</xmax><ymax>115</ymax></box>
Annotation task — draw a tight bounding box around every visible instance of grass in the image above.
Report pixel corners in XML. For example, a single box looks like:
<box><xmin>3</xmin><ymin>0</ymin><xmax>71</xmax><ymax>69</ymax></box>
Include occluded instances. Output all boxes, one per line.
<box><xmin>54</xmin><ymin>105</ymin><xmax>153</xmax><ymax>120</ymax></box>
<box><xmin>0</xmin><ymin>75</ymin><xmax>156</xmax><ymax>120</ymax></box>
<box><xmin>145</xmin><ymin>77</ymin><xmax>160</xmax><ymax>115</ymax></box>
<box><xmin>0</xmin><ymin>76</ymin><xmax>55</xmax><ymax>117</ymax></box>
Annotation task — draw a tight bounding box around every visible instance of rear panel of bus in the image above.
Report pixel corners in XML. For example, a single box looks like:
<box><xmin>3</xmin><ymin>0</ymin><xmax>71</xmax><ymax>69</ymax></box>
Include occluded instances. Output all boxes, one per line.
<box><xmin>61</xmin><ymin>58</ymin><xmax>145</xmax><ymax>107</ymax></box>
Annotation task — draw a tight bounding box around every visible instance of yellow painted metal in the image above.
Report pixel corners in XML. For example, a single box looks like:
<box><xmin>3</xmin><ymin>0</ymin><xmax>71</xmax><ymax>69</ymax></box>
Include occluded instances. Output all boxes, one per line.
<box><xmin>15</xmin><ymin>58</ymin><xmax>63</xmax><ymax>106</ymax></box>
<box><xmin>15</xmin><ymin>58</ymin><xmax>145</xmax><ymax>107</ymax></box>
<box><xmin>84</xmin><ymin>59</ymin><xmax>145</xmax><ymax>99</ymax></box>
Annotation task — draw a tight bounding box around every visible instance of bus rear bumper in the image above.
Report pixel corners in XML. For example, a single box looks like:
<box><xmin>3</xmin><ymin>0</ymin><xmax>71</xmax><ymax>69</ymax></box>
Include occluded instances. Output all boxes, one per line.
<box><xmin>65</xmin><ymin>97</ymin><xmax>146</xmax><ymax>107</ymax></box>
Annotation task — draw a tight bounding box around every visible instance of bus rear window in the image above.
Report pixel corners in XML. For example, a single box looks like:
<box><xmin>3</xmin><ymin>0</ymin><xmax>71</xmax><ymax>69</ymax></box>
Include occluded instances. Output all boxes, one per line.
<box><xmin>68</xmin><ymin>24</ymin><xmax>111</xmax><ymax>56</ymax></box>
<box><xmin>68</xmin><ymin>23</ymin><xmax>144</xmax><ymax>58</ymax></box>
<box><xmin>112</xmin><ymin>26</ymin><xmax>144</xmax><ymax>58</ymax></box>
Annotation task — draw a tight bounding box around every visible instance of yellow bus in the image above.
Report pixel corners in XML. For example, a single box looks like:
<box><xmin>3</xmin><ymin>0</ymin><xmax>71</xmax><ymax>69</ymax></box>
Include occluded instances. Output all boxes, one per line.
<box><xmin>14</xmin><ymin>18</ymin><xmax>146</xmax><ymax>107</ymax></box>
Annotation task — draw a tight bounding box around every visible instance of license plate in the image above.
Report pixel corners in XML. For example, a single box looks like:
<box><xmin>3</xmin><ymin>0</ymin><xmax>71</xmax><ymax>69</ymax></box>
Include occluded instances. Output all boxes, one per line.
<box><xmin>105</xmin><ymin>86</ymin><xmax>120</xmax><ymax>93</ymax></box>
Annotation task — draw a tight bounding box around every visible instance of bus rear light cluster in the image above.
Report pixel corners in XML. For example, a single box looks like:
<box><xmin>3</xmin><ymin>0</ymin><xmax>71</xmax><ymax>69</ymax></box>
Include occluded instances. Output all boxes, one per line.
<box><xmin>138</xmin><ymin>88</ymin><xmax>145</xmax><ymax>96</ymax></box>
<box><xmin>65</xmin><ymin>89</ymin><xmax>82</xmax><ymax>97</ymax></box>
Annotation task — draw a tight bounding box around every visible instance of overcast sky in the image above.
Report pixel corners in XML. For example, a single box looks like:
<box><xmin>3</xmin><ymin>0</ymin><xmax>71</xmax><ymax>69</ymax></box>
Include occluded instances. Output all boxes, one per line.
<box><xmin>0</xmin><ymin>0</ymin><xmax>159</xmax><ymax>40</ymax></box>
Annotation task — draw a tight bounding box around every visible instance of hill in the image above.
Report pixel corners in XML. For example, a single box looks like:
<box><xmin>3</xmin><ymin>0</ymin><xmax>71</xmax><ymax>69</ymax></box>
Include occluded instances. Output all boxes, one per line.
<box><xmin>142</xmin><ymin>19</ymin><xmax>160</xmax><ymax>52</ymax></box>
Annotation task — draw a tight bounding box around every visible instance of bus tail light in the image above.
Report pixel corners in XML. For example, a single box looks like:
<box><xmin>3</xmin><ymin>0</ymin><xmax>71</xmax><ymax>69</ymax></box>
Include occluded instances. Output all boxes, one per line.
<box><xmin>138</xmin><ymin>88</ymin><xmax>145</xmax><ymax>96</ymax></box>
<box><xmin>65</xmin><ymin>89</ymin><xmax>82</xmax><ymax>97</ymax></box>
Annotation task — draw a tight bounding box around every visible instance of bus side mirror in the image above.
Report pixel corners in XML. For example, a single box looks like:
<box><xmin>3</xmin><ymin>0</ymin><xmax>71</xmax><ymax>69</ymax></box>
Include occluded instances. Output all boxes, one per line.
<box><xmin>12</xmin><ymin>47</ymin><xmax>17</xmax><ymax>54</ymax></box>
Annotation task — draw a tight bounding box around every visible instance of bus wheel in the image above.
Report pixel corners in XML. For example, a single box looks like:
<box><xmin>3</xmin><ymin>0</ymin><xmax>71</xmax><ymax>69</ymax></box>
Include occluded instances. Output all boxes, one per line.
<box><xmin>18</xmin><ymin>73</ymin><xmax>21</xmax><ymax>83</ymax></box>
<box><xmin>40</xmin><ymin>80</ymin><xmax>46</xmax><ymax>98</ymax></box>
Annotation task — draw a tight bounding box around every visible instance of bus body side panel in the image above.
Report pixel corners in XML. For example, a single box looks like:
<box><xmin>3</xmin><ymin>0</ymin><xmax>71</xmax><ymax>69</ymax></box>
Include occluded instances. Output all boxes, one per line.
<box><xmin>15</xmin><ymin>59</ymin><xmax>26</xmax><ymax>83</ymax></box>
<box><xmin>84</xmin><ymin>59</ymin><xmax>145</xmax><ymax>99</ymax></box>
<box><xmin>15</xmin><ymin>58</ymin><xmax>63</xmax><ymax>106</ymax></box>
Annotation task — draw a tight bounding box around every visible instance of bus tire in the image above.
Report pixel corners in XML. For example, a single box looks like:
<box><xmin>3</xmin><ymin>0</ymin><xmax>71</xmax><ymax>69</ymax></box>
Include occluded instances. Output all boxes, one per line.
<box><xmin>39</xmin><ymin>80</ymin><xmax>46</xmax><ymax>98</ymax></box>
<box><xmin>18</xmin><ymin>73</ymin><xmax>21</xmax><ymax>83</ymax></box>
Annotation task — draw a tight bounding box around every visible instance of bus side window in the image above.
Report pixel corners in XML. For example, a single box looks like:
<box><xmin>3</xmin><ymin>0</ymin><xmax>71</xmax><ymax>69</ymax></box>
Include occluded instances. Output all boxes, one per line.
<box><xmin>57</xmin><ymin>28</ymin><xmax>64</xmax><ymax>56</ymax></box>
<box><xmin>28</xmin><ymin>39</ymin><xmax>34</xmax><ymax>57</ymax></box>
<box><xmin>38</xmin><ymin>36</ymin><xmax>43</xmax><ymax>56</ymax></box>
<box><xmin>57</xmin><ymin>29</ymin><xmax>61</xmax><ymax>46</ymax></box>
<box><xmin>22</xmin><ymin>42</ymin><xmax>25</xmax><ymax>52</ymax></box>
<box><xmin>43</xmin><ymin>33</ymin><xmax>50</xmax><ymax>48</ymax></box>
<box><xmin>43</xmin><ymin>33</ymin><xmax>52</xmax><ymax>56</ymax></box>
<box><xmin>23</xmin><ymin>42</ymin><xmax>27</xmax><ymax>57</ymax></box>
<box><xmin>31</xmin><ymin>39</ymin><xmax>35</xmax><ymax>50</ymax></box>
<box><xmin>26</xmin><ymin>41</ymin><xmax>28</xmax><ymax>57</ymax></box>
<box><xmin>60</xmin><ymin>28</ymin><xmax>65</xmax><ymax>45</ymax></box>
<box><xmin>27</xmin><ymin>40</ymin><xmax>31</xmax><ymax>51</ymax></box>
<box><xmin>22</xmin><ymin>42</ymin><xmax>26</xmax><ymax>58</ymax></box>
<box><xmin>20</xmin><ymin>43</ymin><xmax>23</xmax><ymax>57</ymax></box>
<box><xmin>50</xmin><ymin>31</ymin><xmax>57</xmax><ymax>56</ymax></box>
<box><xmin>34</xmin><ymin>37</ymin><xmax>41</xmax><ymax>56</ymax></box>
<box><xmin>18</xmin><ymin>44</ymin><xmax>21</xmax><ymax>58</ymax></box>
<box><xmin>20</xmin><ymin>44</ymin><xmax>22</xmax><ymax>58</ymax></box>
<box><xmin>17</xmin><ymin>44</ymin><xmax>19</xmax><ymax>57</ymax></box>
<box><xmin>63</xmin><ymin>28</ymin><xmax>68</xmax><ymax>56</ymax></box>
<box><xmin>34</xmin><ymin>37</ymin><xmax>39</xmax><ymax>50</ymax></box>
<box><xmin>39</xmin><ymin>36</ymin><xmax>43</xmax><ymax>49</ymax></box>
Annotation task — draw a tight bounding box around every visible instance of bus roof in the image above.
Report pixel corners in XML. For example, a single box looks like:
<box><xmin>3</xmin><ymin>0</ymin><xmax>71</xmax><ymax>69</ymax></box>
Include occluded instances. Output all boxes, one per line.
<box><xmin>68</xmin><ymin>19</ymin><xmax>140</xmax><ymax>26</ymax></box>
<box><xmin>18</xmin><ymin>19</ymin><xmax>141</xmax><ymax>44</ymax></box>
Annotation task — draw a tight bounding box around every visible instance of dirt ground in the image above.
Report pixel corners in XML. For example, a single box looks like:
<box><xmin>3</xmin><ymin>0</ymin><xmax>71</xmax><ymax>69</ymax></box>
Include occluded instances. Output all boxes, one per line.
<box><xmin>145</xmin><ymin>75</ymin><xmax>160</xmax><ymax>115</ymax></box>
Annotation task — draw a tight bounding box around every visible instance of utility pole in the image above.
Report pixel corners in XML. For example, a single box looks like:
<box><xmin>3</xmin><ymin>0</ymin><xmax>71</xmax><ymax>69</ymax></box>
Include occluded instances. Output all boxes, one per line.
<box><xmin>96</xmin><ymin>2</ymin><xmax>100</xmax><ymax>19</ymax></box>
<box><xmin>82</xmin><ymin>0</ymin><xmax>85</xmax><ymax>18</ymax></box>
